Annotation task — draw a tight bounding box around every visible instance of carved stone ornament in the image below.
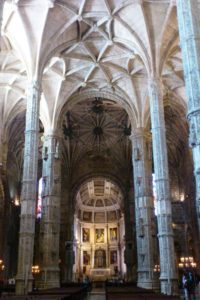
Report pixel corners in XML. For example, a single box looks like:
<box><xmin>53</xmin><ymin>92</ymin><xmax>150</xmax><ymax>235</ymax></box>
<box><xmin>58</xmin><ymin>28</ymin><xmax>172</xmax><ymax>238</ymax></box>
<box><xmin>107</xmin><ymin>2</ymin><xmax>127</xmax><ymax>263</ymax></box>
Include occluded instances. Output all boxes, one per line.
<box><xmin>134</xmin><ymin>147</ymin><xmax>140</xmax><ymax>161</ymax></box>
<box><xmin>42</xmin><ymin>146</ymin><xmax>48</xmax><ymax>161</ymax></box>
<box><xmin>137</xmin><ymin>177</ymin><xmax>142</xmax><ymax>185</ymax></box>
<box><xmin>54</xmin><ymin>141</ymin><xmax>59</xmax><ymax>159</ymax></box>
<box><xmin>189</xmin><ymin>123</ymin><xmax>196</xmax><ymax>147</ymax></box>
<box><xmin>54</xmin><ymin>176</ymin><xmax>60</xmax><ymax>184</ymax></box>
<box><xmin>139</xmin><ymin>218</ymin><xmax>144</xmax><ymax>237</ymax></box>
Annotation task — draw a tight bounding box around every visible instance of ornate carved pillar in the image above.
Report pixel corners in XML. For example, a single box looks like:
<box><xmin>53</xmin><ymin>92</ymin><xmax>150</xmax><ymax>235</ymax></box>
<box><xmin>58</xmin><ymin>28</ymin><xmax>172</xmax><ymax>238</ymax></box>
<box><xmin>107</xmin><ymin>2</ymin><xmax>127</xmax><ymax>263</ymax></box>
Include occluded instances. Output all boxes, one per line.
<box><xmin>65</xmin><ymin>198</ymin><xmax>74</xmax><ymax>281</ymax></box>
<box><xmin>0</xmin><ymin>0</ymin><xmax>5</xmax><ymax>255</ymax></box>
<box><xmin>0</xmin><ymin>137</ymin><xmax>8</xmax><ymax>273</ymax></box>
<box><xmin>60</xmin><ymin>187</ymin><xmax>74</xmax><ymax>282</ymax></box>
<box><xmin>16</xmin><ymin>81</ymin><xmax>40</xmax><ymax>295</ymax></box>
<box><xmin>124</xmin><ymin>189</ymin><xmax>136</xmax><ymax>282</ymax></box>
<box><xmin>0</xmin><ymin>175</ymin><xmax>4</xmax><ymax>260</ymax></box>
<box><xmin>177</xmin><ymin>0</ymin><xmax>200</xmax><ymax>232</ymax></box>
<box><xmin>130</xmin><ymin>128</ymin><xmax>158</xmax><ymax>289</ymax></box>
<box><xmin>40</xmin><ymin>132</ymin><xmax>61</xmax><ymax>288</ymax></box>
<box><xmin>148</xmin><ymin>78</ymin><xmax>178</xmax><ymax>295</ymax></box>
<box><xmin>0</xmin><ymin>0</ymin><xmax>4</xmax><ymax>50</ymax></box>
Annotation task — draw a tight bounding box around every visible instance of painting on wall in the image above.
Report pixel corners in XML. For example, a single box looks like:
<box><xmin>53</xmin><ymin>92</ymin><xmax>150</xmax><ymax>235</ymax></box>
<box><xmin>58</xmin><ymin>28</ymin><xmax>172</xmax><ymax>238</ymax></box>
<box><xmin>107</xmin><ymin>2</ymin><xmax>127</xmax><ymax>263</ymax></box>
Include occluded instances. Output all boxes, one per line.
<box><xmin>110</xmin><ymin>228</ymin><xmax>117</xmax><ymax>241</ymax></box>
<box><xmin>82</xmin><ymin>228</ymin><xmax>90</xmax><ymax>242</ymax></box>
<box><xmin>110</xmin><ymin>250</ymin><xmax>117</xmax><ymax>264</ymax></box>
<box><xmin>83</xmin><ymin>251</ymin><xmax>90</xmax><ymax>265</ymax></box>
<box><xmin>95</xmin><ymin>228</ymin><xmax>104</xmax><ymax>243</ymax></box>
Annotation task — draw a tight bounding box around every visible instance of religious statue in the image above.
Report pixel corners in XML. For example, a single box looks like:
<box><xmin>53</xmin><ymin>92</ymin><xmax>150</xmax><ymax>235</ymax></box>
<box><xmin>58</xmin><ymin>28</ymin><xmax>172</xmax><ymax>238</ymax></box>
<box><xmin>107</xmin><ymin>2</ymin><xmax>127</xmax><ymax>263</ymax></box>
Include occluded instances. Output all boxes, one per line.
<box><xmin>83</xmin><ymin>251</ymin><xmax>90</xmax><ymax>265</ymax></box>
<box><xmin>110</xmin><ymin>250</ymin><xmax>117</xmax><ymax>264</ymax></box>
<box><xmin>94</xmin><ymin>248</ymin><xmax>106</xmax><ymax>268</ymax></box>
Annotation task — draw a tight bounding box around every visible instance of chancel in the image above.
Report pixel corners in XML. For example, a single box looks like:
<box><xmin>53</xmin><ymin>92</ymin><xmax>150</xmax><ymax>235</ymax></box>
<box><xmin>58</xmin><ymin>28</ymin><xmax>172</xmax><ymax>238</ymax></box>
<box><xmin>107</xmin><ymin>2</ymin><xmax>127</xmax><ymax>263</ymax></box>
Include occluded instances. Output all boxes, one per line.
<box><xmin>0</xmin><ymin>0</ymin><xmax>200</xmax><ymax>299</ymax></box>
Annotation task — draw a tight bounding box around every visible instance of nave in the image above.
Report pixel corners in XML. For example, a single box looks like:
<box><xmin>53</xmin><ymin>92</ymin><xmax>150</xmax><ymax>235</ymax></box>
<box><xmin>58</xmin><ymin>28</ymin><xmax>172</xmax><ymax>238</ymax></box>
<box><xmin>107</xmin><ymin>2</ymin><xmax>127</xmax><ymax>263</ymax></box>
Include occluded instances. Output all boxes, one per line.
<box><xmin>1</xmin><ymin>0</ymin><xmax>200</xmax><ymax>298</ymax></box>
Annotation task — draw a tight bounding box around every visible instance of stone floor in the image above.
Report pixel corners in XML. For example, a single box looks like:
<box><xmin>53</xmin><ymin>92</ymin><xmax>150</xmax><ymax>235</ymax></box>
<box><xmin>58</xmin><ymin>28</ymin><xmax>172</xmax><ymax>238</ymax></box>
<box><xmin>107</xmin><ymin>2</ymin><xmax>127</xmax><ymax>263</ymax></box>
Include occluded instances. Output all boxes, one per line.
<box><xmin>85</xmin><ymin>285</ymin><xmax>200</xmax><ymax>300</ymax></box>
<box><xmin>180</xmin><ymin>284</ymin><xmax>200</xmax><ymax>299</ymax></box>
<box><xmin>86</xmin><ymin>287</ymin><xmax>105</xmax><ymax>300</ymax></box>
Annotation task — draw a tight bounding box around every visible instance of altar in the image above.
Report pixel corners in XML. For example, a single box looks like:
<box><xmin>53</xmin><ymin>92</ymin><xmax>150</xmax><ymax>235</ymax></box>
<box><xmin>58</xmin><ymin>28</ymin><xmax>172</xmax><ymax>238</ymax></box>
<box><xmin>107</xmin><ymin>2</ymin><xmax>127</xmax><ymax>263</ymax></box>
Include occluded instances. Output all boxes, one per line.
<box><xmin>90</xmin><ymin>268</ymin><xmax>110</xmax><ymax>281</ymax></box>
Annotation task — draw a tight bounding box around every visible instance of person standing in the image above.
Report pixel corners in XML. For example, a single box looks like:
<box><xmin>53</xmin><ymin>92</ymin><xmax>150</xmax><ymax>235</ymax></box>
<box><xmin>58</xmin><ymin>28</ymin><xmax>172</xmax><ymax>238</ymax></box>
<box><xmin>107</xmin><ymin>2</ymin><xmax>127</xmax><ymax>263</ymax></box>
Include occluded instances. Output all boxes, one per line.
<box><xmin>187</xmin><ymin>272</ymin><xmax>196</xmax><ymax>300</ymax></box>
<box><xmin>182</xmin><ymin>272</ymin><xmax>189</xmax><ymax>300</ymax></box>
<box><xmin>182</xmin><ymin>271</ymin><xmax>196</xmax><ymax>300</ymax></box>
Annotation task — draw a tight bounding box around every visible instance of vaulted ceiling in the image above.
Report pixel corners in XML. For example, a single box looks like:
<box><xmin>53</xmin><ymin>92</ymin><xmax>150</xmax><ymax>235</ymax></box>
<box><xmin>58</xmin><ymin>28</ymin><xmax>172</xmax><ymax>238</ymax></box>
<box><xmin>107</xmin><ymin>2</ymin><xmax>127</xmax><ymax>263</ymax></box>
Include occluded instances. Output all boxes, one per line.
<box><xmin>1</xmin><ymin>0</ymin><xmax>186</xmax><ymax>129</ymax></box>
<box><xmin>0</xmin><ymin>0</ymin><xmax>193</xmax><ymax>194</ymax></box>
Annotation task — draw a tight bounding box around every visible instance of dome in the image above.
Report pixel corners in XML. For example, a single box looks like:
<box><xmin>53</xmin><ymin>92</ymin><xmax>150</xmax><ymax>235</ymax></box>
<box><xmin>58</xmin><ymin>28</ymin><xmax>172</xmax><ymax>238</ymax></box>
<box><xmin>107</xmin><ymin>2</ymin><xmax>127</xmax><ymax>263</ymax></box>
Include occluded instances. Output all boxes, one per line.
<box><xmin>76</xmin><ymin>177</ymin><xmax>123</xmax><ymax>223</ymax></box>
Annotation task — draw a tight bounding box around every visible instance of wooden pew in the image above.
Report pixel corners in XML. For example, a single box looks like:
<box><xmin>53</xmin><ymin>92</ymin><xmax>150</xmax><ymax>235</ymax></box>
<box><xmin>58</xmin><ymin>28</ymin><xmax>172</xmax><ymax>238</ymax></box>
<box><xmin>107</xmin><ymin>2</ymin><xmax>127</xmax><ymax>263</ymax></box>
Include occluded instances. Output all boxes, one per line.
<box><xmin>105</xmin><ymin>284</ymin><xmax>181</xmax><ymax>300</ymax></box>
<box><xmin>0</xmin><ymin>285</ymin><xmax>87</xmax><ymax>300</ymax></box>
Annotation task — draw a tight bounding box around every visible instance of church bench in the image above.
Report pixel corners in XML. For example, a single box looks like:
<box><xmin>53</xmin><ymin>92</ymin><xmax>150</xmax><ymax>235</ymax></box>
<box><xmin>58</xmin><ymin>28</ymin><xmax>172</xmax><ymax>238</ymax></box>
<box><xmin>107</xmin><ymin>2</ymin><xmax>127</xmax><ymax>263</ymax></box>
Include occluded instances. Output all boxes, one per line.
<box><xmin>106</xmin><ymin>296</ymin><xmax>180</xmax><ymax>300</ymax></box>
<box><xmin>106</xmin><ymin>286</ymin><xmax>181</xmax><ymax>300</ymax></box>
<box><xmin>29</xmin><ymin>286</ymin><xmax>87</xmax><ymax>299</ymax></box>
<box><xmin>0</xmin><ymin>286</ymin><xmax>87</xmax><ymax>299</ymax></box>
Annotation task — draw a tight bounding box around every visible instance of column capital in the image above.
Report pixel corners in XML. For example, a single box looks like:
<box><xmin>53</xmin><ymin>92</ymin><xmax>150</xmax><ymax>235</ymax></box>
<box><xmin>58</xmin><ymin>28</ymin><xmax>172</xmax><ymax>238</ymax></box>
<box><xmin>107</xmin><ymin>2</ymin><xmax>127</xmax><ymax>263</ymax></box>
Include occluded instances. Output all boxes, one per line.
<box><xmin>43</xmin><ymin>129</ymin><xmax>62</xmax><ymax>140</ymax></box>
<box><xmin>130</xmin><ymin>127</ymin><xmax>151</xmax><ymax>142</ymax></box>
<box><xmin>42</xmin><ymin>132</ymin><xmax>61</xmax><ymax>160</ymax></box>
<box><xmin>27</xmin><ymin>80</ymin><xmax>40</xmax><ymax>91</ymax></box>
<box><xmin>26</xmin><ymin>80</ymin><xmax>41</xmax><ymax>101</ymax></box>
<box><xmin>148</xmin><ymin>76</ymin><xmax>163</xmax><ymax>89</ymax></box>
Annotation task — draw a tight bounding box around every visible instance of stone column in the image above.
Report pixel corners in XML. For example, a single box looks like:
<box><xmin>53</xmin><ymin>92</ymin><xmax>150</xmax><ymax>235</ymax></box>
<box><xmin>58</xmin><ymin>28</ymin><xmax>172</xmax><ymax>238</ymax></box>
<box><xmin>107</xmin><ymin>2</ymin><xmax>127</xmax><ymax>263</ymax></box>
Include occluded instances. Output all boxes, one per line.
<box><xmin>0</xmin><ymin>0</ymin><xmax>4</xmax><ymax>50</ymax></box>
<box><xmin>124</xmin><ymin>189</ymin><xmax>136</xmax><ymax>282</ymax></box>
<box><xmin>59</xmin><ymin>174</ymin><xmax>74</xmax><ymax>283</ymax></box>
<box><xmin>0</xmin><ymin>0</ymin><xmax>6</xmax><ymax>254</ymax></box>
<box><xmin>16</xmin><ymin>81</ymin><xmax>40</xmax><ymax>295</ymax></box>
<box><xmin>176</xmin><ymin>0</ymin><xmax>200</xmax><ymax>232</ymax></box>
<box><xmin>0</xmin><ymin>176</ymin><xmax>4</xmax><ymax>260</ymax></box>
<box><xmin>130</xmin><ymin>128</ymin><xmax>158</xmax><ymax>290</ymax></box>
<box><xmin>148</xmin><ymin>78</ymin><xmax>178</xmax><ymax>295</ymax></box>
<box><xmin>40</xmin><ymin>132</ymin><xmax>61</xmax><ymax>288</ymax></box>
<box><xmin>60</xmin><ymin>185</ymin><xmax>74</xmax><ymax>282</ymax></box>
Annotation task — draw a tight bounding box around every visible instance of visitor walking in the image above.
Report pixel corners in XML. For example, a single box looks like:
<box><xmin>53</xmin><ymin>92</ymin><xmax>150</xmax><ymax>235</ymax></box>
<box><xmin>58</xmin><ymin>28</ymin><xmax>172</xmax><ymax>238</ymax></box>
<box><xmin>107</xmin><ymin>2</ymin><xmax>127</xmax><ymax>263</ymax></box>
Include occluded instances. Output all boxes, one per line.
<box><xmin>182</xmin><ymin>271</ymin><xmax>196</xmax><ymax>300</ymax></box>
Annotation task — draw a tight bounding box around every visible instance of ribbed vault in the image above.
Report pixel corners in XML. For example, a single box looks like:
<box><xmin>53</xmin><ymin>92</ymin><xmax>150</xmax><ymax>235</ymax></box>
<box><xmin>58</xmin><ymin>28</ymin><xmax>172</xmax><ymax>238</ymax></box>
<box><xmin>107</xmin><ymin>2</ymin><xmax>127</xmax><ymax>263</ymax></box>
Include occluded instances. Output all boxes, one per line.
<box><xmin>0</xmin><ymin>0</ymin><xmax>193</xmax><ymax>203</ymax></box>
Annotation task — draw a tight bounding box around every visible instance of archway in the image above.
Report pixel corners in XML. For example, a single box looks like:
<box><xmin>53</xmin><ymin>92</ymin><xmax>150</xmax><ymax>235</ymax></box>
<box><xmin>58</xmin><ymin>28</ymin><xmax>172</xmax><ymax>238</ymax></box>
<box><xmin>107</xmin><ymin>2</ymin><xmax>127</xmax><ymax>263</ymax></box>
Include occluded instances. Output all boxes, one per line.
<box><xmin>73</xmin><ymin>177</ymin><xmax>126</xmax><ymax>281</ymax></box>
<box><xmin>59</xmin><ymin>96</ymin><xmax>135</xmax><ymax>283</ymax></box>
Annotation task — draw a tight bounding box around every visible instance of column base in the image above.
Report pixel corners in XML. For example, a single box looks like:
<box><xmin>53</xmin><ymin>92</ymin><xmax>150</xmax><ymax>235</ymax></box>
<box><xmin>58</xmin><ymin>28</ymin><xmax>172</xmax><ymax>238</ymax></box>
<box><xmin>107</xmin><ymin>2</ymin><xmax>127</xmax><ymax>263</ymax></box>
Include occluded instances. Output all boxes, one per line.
<box><xmin>137</xmin><ymin>272</ymin><xmax>160</xmax><ymax>291</ymax></box>
<box><xmin>65</xmin><ymin>268</ymin><xmax>73</xmax><ymax>282</ymax></box>
<box><xmin>65</xmin><ymin>249</ymin><xmax>74</xmax><ymax>282</ymax></box>
<box><xmin>38</xmin><ymin>267</ymin><xmax>60</xmax><ymax>289</ymax></box>
<box><xmin>15</xmin><ymin>273</ymin><xmax>34</xmax><ymax>295</ymax></box>
<box><xmin>126</xmin><ymin>265</ymin><xmax>137</xmax><ymax>282</ymax></box>
<box><xmin>160</xmin><ymin>279</ymin><xmax>179</xmax><ymax>295</ymax></box>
